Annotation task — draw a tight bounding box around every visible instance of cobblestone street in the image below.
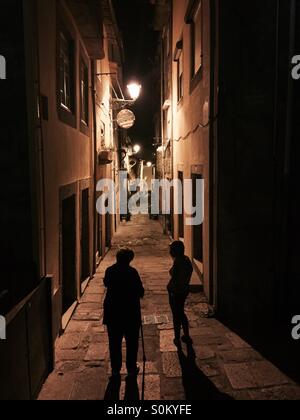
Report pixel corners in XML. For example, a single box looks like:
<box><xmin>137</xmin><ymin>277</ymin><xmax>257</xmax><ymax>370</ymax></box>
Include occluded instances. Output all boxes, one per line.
<box><xmin>39</xmin><ymin>216</ymin><xmax>300</xmax><ymax>401</ymax></box>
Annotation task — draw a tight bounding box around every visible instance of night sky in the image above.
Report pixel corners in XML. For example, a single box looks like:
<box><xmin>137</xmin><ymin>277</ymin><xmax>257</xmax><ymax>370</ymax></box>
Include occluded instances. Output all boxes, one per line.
<box><xmin>112</xmin><ymin>0</ymin><xmax>160</xmax><ymax>161</ymax></box>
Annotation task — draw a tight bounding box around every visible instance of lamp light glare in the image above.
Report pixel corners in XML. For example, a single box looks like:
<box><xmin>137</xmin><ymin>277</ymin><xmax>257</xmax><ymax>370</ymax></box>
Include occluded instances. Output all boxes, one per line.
<box><xmin>127</xmin><ymin>83</ymin><xmax>142</xmax><ymax>100</ymax></box>
<box><xmin>133</xmin><ymin>145</ymin><xmax>141</xmax><ymax>154</ymax></box>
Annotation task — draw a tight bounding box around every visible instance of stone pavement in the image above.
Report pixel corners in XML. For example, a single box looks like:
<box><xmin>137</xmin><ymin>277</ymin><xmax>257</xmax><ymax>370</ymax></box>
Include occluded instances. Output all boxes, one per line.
<box><xmin>38</xmin><ymin>216</ymin><xmax>300</xmax><ymax>401</ymax></box>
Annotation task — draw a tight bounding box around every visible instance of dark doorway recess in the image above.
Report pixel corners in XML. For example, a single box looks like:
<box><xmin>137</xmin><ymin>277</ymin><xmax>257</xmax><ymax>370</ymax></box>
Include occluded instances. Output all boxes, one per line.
<box><xmin>192</xmin><ymin>173</ymin><xmax>203</xmax><ymax>263</ymax></box>
<box><xmin>178</xmin><ymin>171</ymin><xmax>184</xmax><ymax>239</ymax></box>
<box><xmin>61</xmin><ymin>195</ymin><xmax>77</xmax><ymax>314</ymax></box>
<box><xmin>97</xmin><ymin>213</ymin><xmax>103</xmax><ymax>261</ymax></box>
<box><xmin>105</xmin><ymin>200</ymin><xmax>112</xmax><ymax>249</ymax></box>
<box><xmin>81</xmin><ymin>188</ymin><xmax>90</xmax><ymax>284</ymax></box>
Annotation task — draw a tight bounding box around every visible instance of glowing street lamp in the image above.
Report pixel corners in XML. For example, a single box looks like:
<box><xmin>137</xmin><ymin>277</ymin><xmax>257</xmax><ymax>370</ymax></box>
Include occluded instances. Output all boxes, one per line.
<box><xmin>146</xmin><ymin>162</ymin><xmax>152</xmax><ymax>168</ymax></box>
<box><xmin>127</xmin><ymin>83</ymin><xmax>142</xmax><ymax>101</ymax></box>
<box><xmin>133</xmin><ymin>145</ymin><xmax>141</xmax><ymax>154</ymax></box>
<box><xmin>111</xmin><ymin>81</ymin><xmax>142</xmax><ymax>114</ymax></box>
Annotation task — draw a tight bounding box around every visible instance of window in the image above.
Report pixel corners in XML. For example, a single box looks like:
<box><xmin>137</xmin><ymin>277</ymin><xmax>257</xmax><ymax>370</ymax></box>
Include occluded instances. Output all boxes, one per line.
<box><xmin>187</xmin><ymin>0</ymin><xmax>203</xmax><ymax>79</ymax></box>
<box><xmin>177</xmin><ymin>51</ymin><xmax>183</xmax><ymax>101</ymax></box>
<box><xmin>108</xmin><ymin>42</ymin><xmax>121</xmax><ymax>64</ymax></box>
<box><xmin>57</xmin><ymin>9</ymin><xmax>76</xmax><ymax>128</ymax></box>
<box><xmin>191</xmin><ymin>2</ymin><xmax>202</xmax><ymax>76</ymax></box>
<box><xmin>80</xmin><ymin>61</ymin><xmax>89</xmax><ymax>125</ymax></box>
<box><xmin>59</xmin><ymin>32</ymin><xmax>75</xmax><ymax>112</ymax></box>
<box><xmin>174</xmin><ymin>40</ymin><xmax>184</xmax><ymax>102</ymax></box>
<box><xmin>100</xmin><ymin>121</ymin><xmax>106</xmax><ymax>148</ymax></box>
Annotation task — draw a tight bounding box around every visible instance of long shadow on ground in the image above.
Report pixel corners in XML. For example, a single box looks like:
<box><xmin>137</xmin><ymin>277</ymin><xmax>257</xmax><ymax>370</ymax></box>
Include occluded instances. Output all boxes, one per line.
<box><xmin>178</xmin><ymin>344</ymin><xmax>234</xmax><ymax>401</ymax></box>
<box><xmin>104</xmin><ymin>376</ymin><xmax>121</xmax><ymax>401</ymax></box>
<box><xmin>104</xmin><ymin>376</ymin><xmax>140</xmax><ymax>401</ymax></box>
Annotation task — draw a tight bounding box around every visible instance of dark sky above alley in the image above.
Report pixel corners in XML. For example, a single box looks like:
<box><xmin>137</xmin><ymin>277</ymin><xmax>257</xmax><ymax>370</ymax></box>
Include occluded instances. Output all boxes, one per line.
<box><xmin>112</xmin><ymin>0</ymin><xmax>160</xmax><ymax>161</ymax></box>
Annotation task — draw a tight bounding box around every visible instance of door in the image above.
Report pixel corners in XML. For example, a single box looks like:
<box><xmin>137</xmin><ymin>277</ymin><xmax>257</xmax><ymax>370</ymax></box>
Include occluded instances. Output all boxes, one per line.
<box><xmin>97</xmin><ymin>213</ymin><xmax>103</xmax><ymax>260</ymax></box>
<box><xmin>178</xmin><ymin>171</ymin><xmax>184</xmax><ymax>239</ymax></box>
<box><xmin>81</xmin><ymin>188</ymin><xmax>90</xmax><ymax>284</ymax></box>
<box><xmin>61</xmin><ymin>195</ymin><xmax>77</xmax><ymax>314</ymax></box>
<box><xmin>192</xmin><ymin>174</ymin><xmax>204</xmax><ymax>267</ymax></box>
<box><xmin>105</xmin><ymin>200</ymin><xmax>111</xmax><ymax>249</ymax></box>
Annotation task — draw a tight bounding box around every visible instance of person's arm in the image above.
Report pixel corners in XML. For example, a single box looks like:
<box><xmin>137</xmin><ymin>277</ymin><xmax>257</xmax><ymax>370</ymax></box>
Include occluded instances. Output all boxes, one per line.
<box><xmin>181</xmin><ymin>258</ymin><xmax>193</xmax><ymax>287</ymax></box>
<box><xmin>188</xmin><ymin>260</ymin><xmax>194</xmax><ymax>283</ymax></box>
<box><xmin>167</xmin><ymin>261</ymin><xmax>179</xmax><ymax>292</ymax></box>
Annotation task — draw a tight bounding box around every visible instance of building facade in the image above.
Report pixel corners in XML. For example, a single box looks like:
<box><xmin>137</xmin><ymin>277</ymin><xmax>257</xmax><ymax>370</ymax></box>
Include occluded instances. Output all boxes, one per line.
<box><xmin>215</xmin><ymin>0</ymin><xmax>300</xmax><ymax>380</ymax></box>
<box><xmin>157</xmin><ymin>0</ymin><xmax>212</xmax><ymax>298</ymax></box>
<box><xmin>34</xmin><ymin>0</ymin><xmax>123</xmax><ymax>337</ymax></box>
<box><xmin>0</xmin><ymin>0</ymin><xmax>123</xmax><ymax>399</ymax></box>
<box><xmin>157</xmin><ymin>0</ymin><xmax>300</xmax><ymax>379</ymax></box>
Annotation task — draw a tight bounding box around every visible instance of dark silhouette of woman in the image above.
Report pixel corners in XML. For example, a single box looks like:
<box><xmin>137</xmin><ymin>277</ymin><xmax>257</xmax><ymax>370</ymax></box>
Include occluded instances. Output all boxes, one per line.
<box><xmin>103</xmin><ymin>248</ymin><xmax>144</xmax><ymax>378</ymax></box>
<box><xmin>168</xmin><ymin>241</ymin><xmax>193</xmax><ymax>348</ymax></box>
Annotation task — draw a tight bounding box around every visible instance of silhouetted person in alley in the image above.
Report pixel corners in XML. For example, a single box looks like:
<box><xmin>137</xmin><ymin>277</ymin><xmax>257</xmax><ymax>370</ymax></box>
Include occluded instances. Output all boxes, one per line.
<box><xmin>103</xmin><ymin>248</ymin><xmax>144</xmax><ymax>379</ymax></box>
<box><xmin>168</xmin><ymin>241</ymin><xmax>193</xmax><ymax>348</ymax></box>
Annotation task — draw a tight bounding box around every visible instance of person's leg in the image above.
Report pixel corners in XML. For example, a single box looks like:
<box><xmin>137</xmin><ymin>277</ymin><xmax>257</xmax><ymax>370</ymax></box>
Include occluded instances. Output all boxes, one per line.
<box><xmin>178</xmin><ymin>294</ymin><xmax>192</xmax><ymax>343</ymax></box>
<box><xmin>169</xmin><ymin>293</ymin><xmax>182</xmax><ymax>343</ymax></box>
<box><xmin>180</xmin><ymin>296</ymin><xmax>190</xmax><ymax>338</ymax></box>
<box><xmin>107</xmin><ymin>324</ymin><xmax>123</xmax><ymax>375</ymax></box>
<box><xmin>125</xmin><ymin>324</ymin><xmax>140</xmax><ymax>375</ymax></box>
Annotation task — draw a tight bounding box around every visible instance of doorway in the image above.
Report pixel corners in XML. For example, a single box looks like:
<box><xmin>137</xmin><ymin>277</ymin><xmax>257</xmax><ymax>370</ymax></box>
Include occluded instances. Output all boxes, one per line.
<box><xmin>192</xmin><ymin>173</ymin><xmax>204</xmax><ymax>272</ymax></box>
<box><xmin>61</xmin><ymin>195</ymin><xmax>77</xmax><ymax>315</ymax></box>
<box><xmin>81</xmin><ymin>188</ymin><xmax>90</xmax><ymax>285</ymax></box>
<box><xmin>105</xmin><ymin>200</ymin><xmax>112</xmax><ymax>249</ymax></box>
<box><xmin>178</xmin><ymin>171</ymin><xmax>184</xmax><ymax>239</ymax></box>
<box><xmin>96</xmin><ymin>213</ymin><xmax>103</xmax><ymax>264</ymax></box>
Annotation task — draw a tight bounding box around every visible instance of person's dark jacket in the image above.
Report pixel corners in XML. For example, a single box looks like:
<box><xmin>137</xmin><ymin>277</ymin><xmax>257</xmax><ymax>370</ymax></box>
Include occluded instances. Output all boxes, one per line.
<box><xmin>103</xmin><ymin>263</ymin><xmax>144</xmax><ymax>326</ymax></box>
<box><xmin>167</xmin><ymin>256</ymin><xmax>193</xmax><ymax>295</ymax></box>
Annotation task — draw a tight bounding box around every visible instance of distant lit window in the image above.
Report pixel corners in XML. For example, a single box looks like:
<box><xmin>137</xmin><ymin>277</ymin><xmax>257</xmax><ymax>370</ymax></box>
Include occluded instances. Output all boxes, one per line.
<box><xmin>191</xmin><ymin>1</ymin><xmax>203</xmax><ymax>77</ymax></box>
<box><xmin>59</xmin><ymin>32</ymin><xmax>74</xmax><ymax>112</ymax></box>
<box><xmin>80</xmin><ymin>61</ymin><xmax>89</xmax><ymax>125</ymax></box>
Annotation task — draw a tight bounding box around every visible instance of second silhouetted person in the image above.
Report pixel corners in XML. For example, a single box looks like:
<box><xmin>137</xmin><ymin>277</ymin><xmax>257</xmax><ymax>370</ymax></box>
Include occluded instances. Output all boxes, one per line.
<box><xmin>103</xmin><ymin>248</ymin><xmax>144</xmax><ymax>378</ymax></box>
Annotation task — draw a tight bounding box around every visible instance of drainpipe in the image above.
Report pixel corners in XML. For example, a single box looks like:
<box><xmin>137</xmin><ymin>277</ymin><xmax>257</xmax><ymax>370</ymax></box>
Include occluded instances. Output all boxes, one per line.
<box><xmin>284</xmin><ymin>0</ymin><xmax>296</xmax><ymax>176</ymax></box>
<box><xmin>91</xmin><ymin>59</ymin><xmax>97</xmax><ymax>274</ymax></box>
<box><xmin>272</xmin><ymin>0</ymin><xmax>281</xmax><ymax>321</ymax></box>
<box><xmin>170</xmin><ymin>0</ymin><xmax>174</xmax><ymax>238</ymax></box>
<box><xmin>280</xmin><ymin>0</ymin><xmax>296</xmax><ymax>313</ymax></box>
<box><xmin>209</xmin><ymin>0</ymin><xmax>217</xmax><ymax>307</ymax></box>
<box><xmin>160</xmin><ymin>36</ymin><xmax>166</xmax><ymax>233</ymax></box>
<box><xmin>24</xmin><ymin>0</ymin><xmax>47</xmax><ymax>279</ymax></box>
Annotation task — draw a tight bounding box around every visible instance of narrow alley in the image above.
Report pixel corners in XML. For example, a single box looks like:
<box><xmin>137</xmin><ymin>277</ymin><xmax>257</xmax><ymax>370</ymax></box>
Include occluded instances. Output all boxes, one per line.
<box><xmin>39</xmin><ymin>216</ymin><xmax>300</xmax><ymax>401</ymax></box>
<box><xmin>1</xmin><ymin>0</ymin><xmax>300</xmax><ymax>403</ymax></box>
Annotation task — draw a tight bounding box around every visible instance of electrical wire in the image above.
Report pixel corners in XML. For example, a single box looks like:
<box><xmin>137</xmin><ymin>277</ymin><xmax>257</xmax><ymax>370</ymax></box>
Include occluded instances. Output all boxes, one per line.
<box><xmin>156</xmin><ymin>115</ymin><xmax>219</xmax><ymax>145</ymax></box>
<box><xmin>173</xmin><ymin>115</ymin><xmax>218</xmax><ymax>142</ymax></box>
<box><xmin>94</xmin><ymin>92</ymin><xmax>113</xmax><ymax>120</ymax></box>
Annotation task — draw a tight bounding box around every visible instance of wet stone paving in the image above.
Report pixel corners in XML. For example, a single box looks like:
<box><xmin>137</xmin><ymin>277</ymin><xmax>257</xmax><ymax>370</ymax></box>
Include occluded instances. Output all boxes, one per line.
<box><xmin>39</xmin><ymin>216</ymin><xmax>300</xmax><ymax>401</ymax></box>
